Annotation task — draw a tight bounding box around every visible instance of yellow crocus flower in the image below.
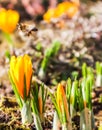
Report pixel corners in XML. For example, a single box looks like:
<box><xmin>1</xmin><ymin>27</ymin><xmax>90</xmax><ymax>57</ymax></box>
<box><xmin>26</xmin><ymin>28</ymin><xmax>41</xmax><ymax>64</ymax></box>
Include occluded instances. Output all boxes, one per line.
<box><xmin>10</xmin><ymin>55</ymin><xmax>32</xmax><ymax>99</ymax></box>
<box><xmin>0</xmin><ymin>8</ymin><xmax>19</xmax><ymax>33</ymax></box>
<box><xmin>57</xmin><ymin>83</ymin><xmax>69</xmax><ymax>122</ymax></box>
<box><xmin>43</xmin><ymin>1</ymin><xmax>79</xmax><ymax>22</ymax></box>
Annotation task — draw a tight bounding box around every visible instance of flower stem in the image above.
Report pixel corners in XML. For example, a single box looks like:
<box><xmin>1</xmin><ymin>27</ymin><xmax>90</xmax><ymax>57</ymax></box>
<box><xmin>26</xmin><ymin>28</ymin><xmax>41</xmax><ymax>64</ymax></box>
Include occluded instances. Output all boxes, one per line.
<box><xmin>62</xmin><ymin>123</ymin><xmax>68</xmax><ymax>130</ymax></box>
<box><xmin>21</xmin><ymin>100</ymin><xmax>32</xmax><ymax>124</ymax></box>
<box><xmin>33</xmin><ymin>114</ymin><xmax>43</xmax><ymax>130</ymax></box>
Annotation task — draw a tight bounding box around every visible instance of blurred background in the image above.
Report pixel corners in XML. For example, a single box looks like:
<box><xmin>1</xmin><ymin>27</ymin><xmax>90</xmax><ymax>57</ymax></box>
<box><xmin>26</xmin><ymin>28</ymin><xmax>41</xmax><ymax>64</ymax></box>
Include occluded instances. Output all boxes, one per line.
<box><xmin>0</xmin><ymin>0</ymin><xmax>100</xmax><ymax>21</ymax></box>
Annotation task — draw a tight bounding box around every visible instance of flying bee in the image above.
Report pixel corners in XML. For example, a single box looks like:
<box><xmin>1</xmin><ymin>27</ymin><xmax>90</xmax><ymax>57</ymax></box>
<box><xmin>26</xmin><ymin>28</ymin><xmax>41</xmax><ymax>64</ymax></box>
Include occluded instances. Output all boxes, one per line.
<box><xmin>17</xmin><ymin>22</ymin><xmax>38</xmax><ymax>42</ymax></box>
<box><xmin>17</xmin><ymin>22</ymin><xmax>38</xmax><ymax>37</ymax></box>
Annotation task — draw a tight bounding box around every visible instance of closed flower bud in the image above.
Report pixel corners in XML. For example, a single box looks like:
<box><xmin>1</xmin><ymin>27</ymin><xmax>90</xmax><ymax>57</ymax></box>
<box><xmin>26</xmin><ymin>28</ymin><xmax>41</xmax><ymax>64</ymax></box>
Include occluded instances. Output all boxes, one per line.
<box><xmin>9</xmin><ymin>54</ymin><xmax>32</xmax><ymax>100</ymax></box>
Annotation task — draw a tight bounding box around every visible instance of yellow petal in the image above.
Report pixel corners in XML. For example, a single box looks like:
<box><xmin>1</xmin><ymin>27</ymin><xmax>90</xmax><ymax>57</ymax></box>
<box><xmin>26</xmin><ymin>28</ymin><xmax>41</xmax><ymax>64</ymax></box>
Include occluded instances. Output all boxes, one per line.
<box><xmin>6</xmin><ymin>10</ymin><xmax>19</xmax><ymax>33</ymax></box>
<box><xmin>23</xmin><ymin>55</ymin><xmax>32</xmax><ymax>96</ymax></box>
<box><xmin>43</xmin><ymin>8</ymin><xmax>56</xmax><ymax>22</ymax></box>
<box><xmin>54</xmin><ymin>2</ymin><xmax>69</xmax><ymax>17</ymax></box>
<box><xmin>10</xmin><ymin>55</ymin><xmax>24</xmax><ymax>98</ymax></box>
<box><xmin>0</xmin><ymin>8</ymin><xmax>6</xmax><ymax>32</ymax></box>
<box><xmin>57</xmin><ymin>83</ymin><xmax>69</xmax><ymax>121</ymax></box>
<box><xmin>10</xmin><ymin>56</ymin><xmax>17</xmax><ymax>83</ymax></box>
<box><xmin>15</xmin><ymin>56</ymin><xmax>24</xmax><ymax>98</ymax></box>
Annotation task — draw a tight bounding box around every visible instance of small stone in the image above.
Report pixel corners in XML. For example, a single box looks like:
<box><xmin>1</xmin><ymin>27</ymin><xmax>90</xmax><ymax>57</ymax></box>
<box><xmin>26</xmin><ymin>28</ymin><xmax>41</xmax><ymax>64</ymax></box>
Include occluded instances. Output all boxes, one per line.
<box><xmin>91</xmin><ymin>91</ymin><xmax>96</xmax><ymax>98</ymax></box>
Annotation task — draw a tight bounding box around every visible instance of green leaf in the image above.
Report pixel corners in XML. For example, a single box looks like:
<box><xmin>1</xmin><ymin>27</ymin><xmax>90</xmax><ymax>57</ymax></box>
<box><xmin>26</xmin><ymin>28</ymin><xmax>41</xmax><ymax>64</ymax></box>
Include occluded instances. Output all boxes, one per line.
<box><xmin>31</xmin><ymin>89</ymin><xmax>39</xmax><ymax>115</ymax></box>
<box><xmin>70</xmin><ymin>80</ymin><xmax>78</xmax><ymax>108</ymax></box>
<box><xmin>33</xmin><ymin>114</ymin><xmax>43</xmax><ymax>130</ymax></box>
<box><xmin>5</xmin><ymin>50</ymin><xmax>11</xmax><ymax>61</ymax></box>
<box><xmin>79</xmin><ymin>83</ymin><xmax>84</xmax><ymax>111</ymax></box>
<box><xmin>49</xmin><ymin>92</ymin><xmax>62</xmax><ymax>122</ymax></box>
<box><xmin>39</xmin><ymin>40</ymin><xmax>61</xmax><ymax>73</ymax></box>
<box><xmin>66</xmin><ymin>78</ymin><xmax>72</xmax><ymax>101</ymax></box>
<box><xmin>82</xmin><ymin>63</ymin><xmax>87</xmax><ymax>78</ymax></box>
<box><xmin>45</xmin><ymin>40</ymin><xmax>61</xmax><ymax>57</ymax></box>
<box><xmin>24</xmin><ymin>75</ymin><xmax>27</xmax><ymax>102</ymax></box>
<box><xmin>70</xmin><ymin>80</ymin><xmax>78</xmax><ymax>117</ymax></box>
<box><xmin>8</xmin><ymin>71</ymin><xmax>23</xmax><ymax>108</ymax></box>
<box><xmin>86</xmin><ymin>79</ymin><xmax>92</xmax><ymax>109</ymax></box>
